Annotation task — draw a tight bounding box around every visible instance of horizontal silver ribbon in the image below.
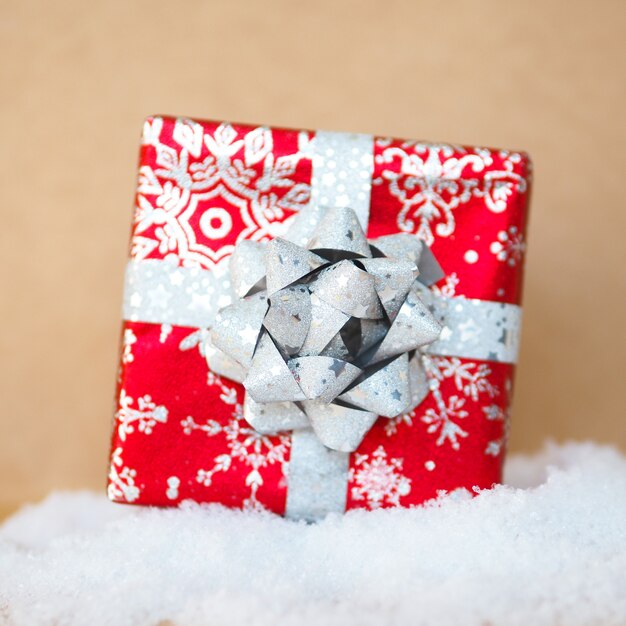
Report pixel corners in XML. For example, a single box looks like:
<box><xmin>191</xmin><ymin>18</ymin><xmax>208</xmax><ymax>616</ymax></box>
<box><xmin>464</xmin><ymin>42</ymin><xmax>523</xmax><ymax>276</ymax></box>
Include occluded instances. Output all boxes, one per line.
<box><xmin>123</xmin><ymin>258</ymin><xmax>521</xmax><ymax>364</ymax></box>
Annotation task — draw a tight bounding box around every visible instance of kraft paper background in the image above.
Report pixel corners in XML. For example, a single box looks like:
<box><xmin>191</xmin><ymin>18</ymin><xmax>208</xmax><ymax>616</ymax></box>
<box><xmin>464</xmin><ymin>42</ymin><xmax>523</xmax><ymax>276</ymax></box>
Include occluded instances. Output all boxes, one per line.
<box><xmin>1</xmin><ymin>0</ymin><xmax>624</xmax><ymax>516</ymax></box>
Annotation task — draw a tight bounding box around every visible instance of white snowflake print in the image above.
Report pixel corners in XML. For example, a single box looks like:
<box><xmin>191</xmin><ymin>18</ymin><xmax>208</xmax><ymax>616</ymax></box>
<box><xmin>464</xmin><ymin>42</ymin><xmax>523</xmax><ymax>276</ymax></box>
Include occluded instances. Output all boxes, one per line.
<box><xmin>350</xmin><ymin>446</ymin><xmax>411</xmax><ymax>509</ymax></box>
<box><xmin>179</xmin><ymin>329</ymin><xmax>242</xmax><ymax>400</ymax></box>
<box><xmin>108</xmin><ymin>448</ymin><xmax>140</xmax><ymax>503</ymax></box>
<box><xmin>431</xmin><ymin>272</ymin><xmax>460</xmax><ymax>298</ymax></box>
<box><xmin>121</xmin><ymin>328</ymin><xmax>137</xmax><ymax>364</ymax></box>
<box><xmin>181</xmin><ymin>374</ymin><xmax>289</xmax><ymax>509</ymax></box>
<box><xmin>483</xmin><ymin>404</ymin><xmax>507</xmax><ymax>421</ymax></box>
<box><xmin>420</xmin><ymin>356</ymin><xmax>497</xmax><ymax>449</ymax></box>
<box><xmin>166</xmin><ymin>476</ymin><xmax>180</xmax><ymax>500</ymax></box>
<box><xmin>485</xmin><ymin>440</ymin><xmax>503</xmax><ymax>457</ymax></box>
<box><xmin>486</xmin><ymin>150</ymin><xmax>530</xmax><ymax>213</ymax></box>
<box><xmin>159</xmin><ymin>323</ymin><xmax>172</xmax><ymax>343</ymax></box>
<box><xmin>178</xmin><ymin>328</ymin><xmax>209</xmax><ymax>357</ymax></box>
<box><xmin>482</xmin><ymin>401</ymin><xmax>511</xmax><ymax>457</ymax></box>
<box><xmin>490</xmin><ymin>226</ymin><xmax>526</xmax><ymax>266</ymax></box>
<box><xmin>115</xmin><ymin>390</ymin><xmax>169</xmax><ymax>441</ymax></box>
<box><xmin>374</xmin><ymin>142</ymin><xmax>485</xmax><ymax>245</ymax></box>
<box><xmin>206</xmin><ymin>371</ymin><xmax>238</xmax><ymax>405</ymax></box>
<box><xmin>131</xmin><ymin>119</ymin><xmax>312</xmax><ymax>268</ymax></box>
<box><xmin>374</xmin><ymin>141</ymin><xmax>527</xmax><ymax>245</ymax></box>
<box><xmin>421</xmin><ymin>394</ymin><xmax>469</xmax><ymax>450</ymax></box>
<box><xmin>384</xmin><ymin>412</ymin><xmax>414</xmax><ymax>437</ymax></box>
<box><xmin>142</xmin><ymin>116</ymin><xmax>163</xmax><ymax>146</ymax></box>
<box><xmin>386</xmin><ymin>355</ymin><xmax>498</xmax><ymax>452</ymax></box>
<box><xmin>429</xmin><ymin>357</ymin><xmax>498</xmax><ymax>402</ymax></box>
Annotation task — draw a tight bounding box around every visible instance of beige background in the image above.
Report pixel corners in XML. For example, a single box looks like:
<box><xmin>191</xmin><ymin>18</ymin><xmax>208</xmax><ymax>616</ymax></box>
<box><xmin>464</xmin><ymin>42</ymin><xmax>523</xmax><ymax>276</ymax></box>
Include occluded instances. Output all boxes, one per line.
<box><xmin>1</xmin><ymin>0</ymin><xmax>625</xmax><ymax>516</ymax></box>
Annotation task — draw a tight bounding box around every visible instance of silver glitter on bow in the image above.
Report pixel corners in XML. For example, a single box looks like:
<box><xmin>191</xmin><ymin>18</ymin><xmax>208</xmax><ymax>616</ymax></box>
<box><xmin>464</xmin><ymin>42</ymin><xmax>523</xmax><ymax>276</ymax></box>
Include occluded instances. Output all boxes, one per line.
<box><xmin>209</xmin><ymin>206</ymin><xmax>445</xmax><ymax>453</ymax></box>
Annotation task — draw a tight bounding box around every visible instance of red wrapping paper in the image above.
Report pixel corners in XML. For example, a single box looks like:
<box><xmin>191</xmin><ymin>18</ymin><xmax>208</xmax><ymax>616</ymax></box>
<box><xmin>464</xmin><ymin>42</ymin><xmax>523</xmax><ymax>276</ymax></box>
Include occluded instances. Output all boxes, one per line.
<box><xmin>108</xmin><ymin>116</ymin><xmax>531</xmax><ymax>513</ymax></box>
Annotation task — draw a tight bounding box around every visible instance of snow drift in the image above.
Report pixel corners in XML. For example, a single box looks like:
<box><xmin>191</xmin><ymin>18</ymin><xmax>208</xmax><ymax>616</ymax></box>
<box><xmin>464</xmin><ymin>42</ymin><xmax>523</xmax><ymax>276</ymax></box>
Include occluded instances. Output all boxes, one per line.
<box><xmin>1</xmin><ymin>442</ymin><xmax>625</xmax><ymax>626</ymax></box>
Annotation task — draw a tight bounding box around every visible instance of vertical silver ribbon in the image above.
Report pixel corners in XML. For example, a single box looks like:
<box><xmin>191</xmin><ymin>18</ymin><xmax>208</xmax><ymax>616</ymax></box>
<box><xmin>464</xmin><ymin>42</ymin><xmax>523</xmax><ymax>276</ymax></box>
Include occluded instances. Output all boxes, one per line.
<box><xmin>285</xmin><ymin>130</ymin><xmax>374</xmax><ymax>520</ymax></box>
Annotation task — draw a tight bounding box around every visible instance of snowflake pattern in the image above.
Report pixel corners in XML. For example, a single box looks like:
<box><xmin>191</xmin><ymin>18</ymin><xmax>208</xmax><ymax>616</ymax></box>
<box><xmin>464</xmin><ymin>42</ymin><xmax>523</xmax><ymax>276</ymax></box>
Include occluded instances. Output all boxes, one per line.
<box><xmin>385</xmin><ymin>355</ymin><xmax>498</xmax><ymax>451</ymax></box>
<box><xmin>421</xmin><ymin>356</ymin><xmax>498</xmax><ymax>449</ymax></box>
<box><xmin>482</xmin><ymin>400</ymin><xmax>511</xmax><ymax>457</ymax></box>
<box><xmin>383</xmin><ymin>412</ymin><xmax>414</xmax><ymax>437</ymax></box>
<box><xmin>374</xmin><ymin>141</ymin><xmax>527</xmax><ymax>245</ymax></box>
<box><xmin>421</xmin><ymin>394</ymin><xmax>469</xmax><ymax>450</ymax></box>
<box><xmin>165</xmin><ymin>476</ymin><xmax>180</xmax><ymax>500</ymax></box>
<box><xmin>115</xmin><ymin>390</ymin><xmax>169</xmax><ymax>441</ymax></box>
<box><xmin>431</xmin><ymin>272</ymin><xmax>460</xmax><ymax>298</ymax></box>
<box><xmin>350</xmin><ymin>446</ymin><xmax>411</xmax><ymax>508</ymax></box>
<box><xmin>108</xmin><ymin>448</ymin><xmax>140</xmax><ymax>503</ymax></box>
<box><xmin>159</xmin><ymin>323</ymin><xmax>172</xmax><ymax>343</ymax></box>
<box><xmin>429</xmin><ymin>357</ymin><xmax>498</xmax><ymax>402</ymax></box>
<box><xmin>490</xmin><ymin>226</ymin><xmax>526</xmax><ymax>266</ymax></box>
<box><xmin>132</xmin><ymin>118</ymin><xmax>313</xmax><ymax>268</ymax></box>
<box><xmin>178</xmin><ymin>327</ymin><xmax>209</xmax><ymax>357</ymax></box>
<box><xmin>122</xmin><ymin>328</ymin><xmax>137</xmax><ymax>364</ymax></box>
<box><xmin>181</xmin><ymin>373</ymin><xmax>289</xmax><ymax>509</ymax></box>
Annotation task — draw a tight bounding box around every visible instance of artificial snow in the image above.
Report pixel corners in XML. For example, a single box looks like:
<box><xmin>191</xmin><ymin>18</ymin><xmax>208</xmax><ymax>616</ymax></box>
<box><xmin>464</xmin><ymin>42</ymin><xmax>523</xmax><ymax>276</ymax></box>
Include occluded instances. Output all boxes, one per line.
<box><xmin>1</xmin><ymin>442</ymin><xmax>625</xmax><ymax>626</ymax></box>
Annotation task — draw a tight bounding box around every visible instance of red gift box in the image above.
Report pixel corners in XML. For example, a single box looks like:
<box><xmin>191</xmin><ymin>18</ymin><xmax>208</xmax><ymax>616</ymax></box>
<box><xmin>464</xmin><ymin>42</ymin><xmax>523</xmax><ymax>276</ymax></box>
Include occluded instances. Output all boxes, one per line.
<box><xmin>108</xmin><ymin>115</ymin><xmax>531</xmax><ymax>517</ymax></box>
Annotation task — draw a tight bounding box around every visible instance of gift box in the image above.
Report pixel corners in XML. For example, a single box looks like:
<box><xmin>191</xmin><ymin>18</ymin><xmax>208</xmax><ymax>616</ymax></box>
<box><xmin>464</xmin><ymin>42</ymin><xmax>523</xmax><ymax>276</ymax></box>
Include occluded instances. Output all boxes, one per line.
<box><xmin>108</xmin><ymin>115</ymin><xmax>531</xmax><ymax>519</ymax></box>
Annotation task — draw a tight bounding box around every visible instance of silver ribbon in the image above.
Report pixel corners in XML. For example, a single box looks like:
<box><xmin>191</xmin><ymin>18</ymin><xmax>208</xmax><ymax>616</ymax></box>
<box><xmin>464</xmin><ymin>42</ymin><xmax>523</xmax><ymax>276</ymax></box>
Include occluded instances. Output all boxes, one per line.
<box><xmin>123</xmin><ymin>259</ymin><xmax>521</xmax><ymax>366</ymax></box>
<box><xmin>121</xmin><ymin>130</ymin><xmax>522</xmax><ymax>521</ymax></box>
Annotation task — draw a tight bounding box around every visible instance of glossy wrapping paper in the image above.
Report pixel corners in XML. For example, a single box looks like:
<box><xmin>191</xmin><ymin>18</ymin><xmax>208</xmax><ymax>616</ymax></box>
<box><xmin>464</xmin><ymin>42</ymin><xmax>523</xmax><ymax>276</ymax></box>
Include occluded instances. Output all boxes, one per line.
<box><xmin>108</xmin><ymin>115</ymin><xmax>532</xmax><ymax>516</ymax></box>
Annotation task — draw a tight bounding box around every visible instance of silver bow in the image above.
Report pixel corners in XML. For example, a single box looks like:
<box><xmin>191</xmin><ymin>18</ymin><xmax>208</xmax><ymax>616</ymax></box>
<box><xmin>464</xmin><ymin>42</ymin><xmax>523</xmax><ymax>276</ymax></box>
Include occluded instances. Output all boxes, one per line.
<box><xmin>207</xmin><ymin>206</ymin><xmax>446</xmax><ymax>452</ymax></box>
